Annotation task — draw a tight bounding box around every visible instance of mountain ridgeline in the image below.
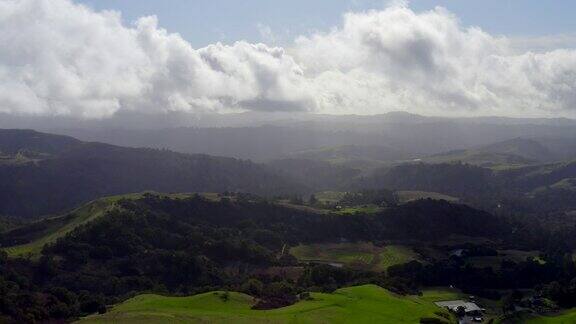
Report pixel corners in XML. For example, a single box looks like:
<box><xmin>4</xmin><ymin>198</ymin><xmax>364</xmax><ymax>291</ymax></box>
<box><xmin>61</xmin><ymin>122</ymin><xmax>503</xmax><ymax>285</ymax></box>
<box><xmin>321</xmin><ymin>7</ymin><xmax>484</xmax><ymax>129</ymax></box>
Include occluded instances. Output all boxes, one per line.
<box><xmin>3</xmin><ymin>128</ymin><xmax>576</xmax><ymax>218</ymax></box>
<box><xmin>0</xmin><ymin>130</ymin><xmax>303</xmax><ymax>218</ymax></box>
<box><xmin>37</xmin><ymin>111</ymin><xmax>576</xmax><ymax>161</ymax></box>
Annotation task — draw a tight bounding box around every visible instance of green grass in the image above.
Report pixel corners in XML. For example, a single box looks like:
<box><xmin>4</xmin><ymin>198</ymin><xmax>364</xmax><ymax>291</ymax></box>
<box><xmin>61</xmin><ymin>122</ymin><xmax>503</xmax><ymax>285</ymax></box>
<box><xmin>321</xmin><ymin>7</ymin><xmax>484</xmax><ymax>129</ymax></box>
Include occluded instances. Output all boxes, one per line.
<box><xmin>290</xmin><ymin>242</ymin><xmax>375</xmax><ymax>268</ymax></box>
<box><xmin>377</xmin><ymin>245</ymin><xmax>421</xmax><ymax>270</ymax></box>
<box><xmin>532</xmin><ymin>178</ymin><xmax>576</xmax><ymax>195</ymax></box>
<box><xmin>419</xmin><ymin>288</ymin><xmax>464</xmax><ymax>303</ymax></box>
<box><xmin>396</xmin><ymin>191</ymin><xmax>459</xmax><ymax>203</ymax></box>
<box><xmin>290</xmin><ymin>242</ymin><xmax>420</xmax><ymax>271</ymax></box>
<box><xmin>336</xmin><ymin>205</ymin><xmax>382</xmax><ymax>215</ymax></box>
<box><xmin>4</xmin><ymin>199</ymin><xmax>114</xmax><ymax>258</ymax></box>
<box><xmin>78</xmin><ymin>285</ymin><xmax>455</xmax><ymax>324</ymax></box>
<box><xmin>525</xmin><ymin>308</ymin><xmax>576</xmax><ymax>323</ymax></box>
<box><xmin>314</xmin><ymin>191</ymin><xmax>347</xmax><ymax>204</ymax></box>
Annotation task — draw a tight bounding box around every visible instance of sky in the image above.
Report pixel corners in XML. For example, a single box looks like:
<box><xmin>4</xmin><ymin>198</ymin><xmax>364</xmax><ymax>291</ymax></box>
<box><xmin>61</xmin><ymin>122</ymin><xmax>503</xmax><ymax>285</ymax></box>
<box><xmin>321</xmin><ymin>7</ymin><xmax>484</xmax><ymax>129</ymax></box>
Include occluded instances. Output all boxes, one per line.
<box><xmin>77</xmin><ymin>0</ymin><xmax>576</xmax><ymax>48</ymax></box>
<box><xmin>1</xmin><ymin>0</ymin><xmax>576</xmax><ymax>119</ymax></box>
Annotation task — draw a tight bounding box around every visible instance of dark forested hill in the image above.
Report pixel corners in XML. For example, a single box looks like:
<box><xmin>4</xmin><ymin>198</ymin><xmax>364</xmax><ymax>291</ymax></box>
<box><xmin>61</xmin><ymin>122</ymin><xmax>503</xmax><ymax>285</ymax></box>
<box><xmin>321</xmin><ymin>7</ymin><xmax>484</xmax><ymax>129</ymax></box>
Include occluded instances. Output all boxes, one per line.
<box><xmin>2</xmin><ymin>193</ymin><xmax>507</xmax><ymax>254</ymax></box>
<box><xmin>267</xmin><ymin>158</ymin><xmax>362</xmax><ymax>190</ymax></box>
<box><xmin>0</xmin><ymin>129</ymin><xmax>82</xmax><ymax>156</ymax></box>
<box><xmin>0</xmin><ymin>130</ymin><xmax>303</xmax><ymax>218</ymax></box>
<box><xmin>358</xmin><ymin>163</ymin><xmax>500</xmax><ymax>197</ymax></box>
<box><xmin>358</xmin><ymin>160</ymin><xmax>576</xmax><ymax>216</ymax></box>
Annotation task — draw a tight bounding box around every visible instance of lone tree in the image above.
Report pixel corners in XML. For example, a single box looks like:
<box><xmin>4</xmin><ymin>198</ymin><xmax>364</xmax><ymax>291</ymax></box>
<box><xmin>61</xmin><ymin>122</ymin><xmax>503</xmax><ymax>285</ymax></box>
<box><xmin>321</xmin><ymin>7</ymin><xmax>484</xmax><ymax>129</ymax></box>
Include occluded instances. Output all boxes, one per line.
<box><xmin>220</xmin><ymin>291</ymin><xmax>230</xmax><ymax>302</ymax></box>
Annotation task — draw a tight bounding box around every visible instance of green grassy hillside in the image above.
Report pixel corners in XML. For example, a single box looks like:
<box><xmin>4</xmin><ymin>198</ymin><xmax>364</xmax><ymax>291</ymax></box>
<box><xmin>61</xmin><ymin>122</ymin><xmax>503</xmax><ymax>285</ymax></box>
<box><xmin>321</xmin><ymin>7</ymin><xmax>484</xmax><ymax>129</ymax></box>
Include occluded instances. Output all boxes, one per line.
<box><xmin>396</xmin><ymin>190</ymin><xmax>459</xmax><ymax>203</ymax></box>
<box><xmin>78</xmin><ymin>285</ymin><xmax>454</xmax><ymax>324</ymax></box>
<box><xmin>525</xmin><ymin>309</ymin><xmax>576</xmax><ymax>323</ymax></box>
<box><xmin>290</xmin><ymin>242</ymin><xmax>421</xmax><ymax>271</ymax></box>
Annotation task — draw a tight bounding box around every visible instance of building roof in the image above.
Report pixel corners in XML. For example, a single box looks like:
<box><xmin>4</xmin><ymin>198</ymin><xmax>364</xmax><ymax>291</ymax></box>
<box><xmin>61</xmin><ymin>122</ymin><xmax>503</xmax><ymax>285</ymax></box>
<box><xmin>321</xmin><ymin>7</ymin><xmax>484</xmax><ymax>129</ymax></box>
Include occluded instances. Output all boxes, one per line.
<box><xmin>435</xmin><ymin>300</ymin><xmax>482</xmax><ymax>313</ymax></box>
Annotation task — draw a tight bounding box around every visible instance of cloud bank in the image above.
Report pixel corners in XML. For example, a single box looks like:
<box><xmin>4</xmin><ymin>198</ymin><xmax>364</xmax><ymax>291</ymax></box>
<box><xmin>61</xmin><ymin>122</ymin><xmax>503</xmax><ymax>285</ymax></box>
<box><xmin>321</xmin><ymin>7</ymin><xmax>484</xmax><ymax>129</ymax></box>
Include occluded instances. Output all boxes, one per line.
<box><xmin>0</xmin><ymin>0</ymin><xmax>575</xmax><ymax>118</ymax></box>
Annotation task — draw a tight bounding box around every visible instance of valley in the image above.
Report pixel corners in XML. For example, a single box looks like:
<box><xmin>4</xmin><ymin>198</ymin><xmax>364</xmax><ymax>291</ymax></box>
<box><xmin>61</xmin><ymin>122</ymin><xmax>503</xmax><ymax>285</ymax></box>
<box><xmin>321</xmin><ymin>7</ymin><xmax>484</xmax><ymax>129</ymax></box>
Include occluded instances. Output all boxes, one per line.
<box><xmin>2</xmin><ymin>120</ymin><xmax>576</xmax><ymax>323</ymax></box>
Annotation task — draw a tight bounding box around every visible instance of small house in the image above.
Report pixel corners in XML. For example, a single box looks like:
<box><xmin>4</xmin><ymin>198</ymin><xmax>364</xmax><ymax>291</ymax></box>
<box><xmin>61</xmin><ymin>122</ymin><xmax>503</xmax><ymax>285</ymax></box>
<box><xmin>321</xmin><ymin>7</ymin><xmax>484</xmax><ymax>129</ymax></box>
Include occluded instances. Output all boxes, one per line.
<box><xmin>435</xmin><ymin>300</ymin><xmax>483</xmax><ymax>316</ymax></box>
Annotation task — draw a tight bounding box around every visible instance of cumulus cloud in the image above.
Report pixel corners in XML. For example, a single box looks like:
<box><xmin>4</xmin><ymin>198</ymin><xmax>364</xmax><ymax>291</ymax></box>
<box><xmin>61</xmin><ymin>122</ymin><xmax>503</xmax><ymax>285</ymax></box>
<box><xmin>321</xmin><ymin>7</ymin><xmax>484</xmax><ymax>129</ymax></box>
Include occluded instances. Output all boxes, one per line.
<box><xmin>293</xmin><ymin>6</ymin><xmax>576</xmax><ymax>116</ymax></box>
<box><xmin>0</xmin><ymin>0</ymin><xmax>575</xmax><ymax>118</ymax></box>
<box><xmin>0</xmin><ymin>0</ymin><xmax>313</xmax><ymax>118</ymax></box>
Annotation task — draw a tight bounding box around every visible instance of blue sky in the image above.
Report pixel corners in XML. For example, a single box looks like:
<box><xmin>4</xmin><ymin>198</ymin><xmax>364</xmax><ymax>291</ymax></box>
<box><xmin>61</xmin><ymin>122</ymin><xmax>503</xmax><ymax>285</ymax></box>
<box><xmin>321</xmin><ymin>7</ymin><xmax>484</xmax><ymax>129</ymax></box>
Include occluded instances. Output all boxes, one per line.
<box><xmin>78</xmin><ymin>0</ymin><xmax>576</xmax><ymax>47</ymax></box>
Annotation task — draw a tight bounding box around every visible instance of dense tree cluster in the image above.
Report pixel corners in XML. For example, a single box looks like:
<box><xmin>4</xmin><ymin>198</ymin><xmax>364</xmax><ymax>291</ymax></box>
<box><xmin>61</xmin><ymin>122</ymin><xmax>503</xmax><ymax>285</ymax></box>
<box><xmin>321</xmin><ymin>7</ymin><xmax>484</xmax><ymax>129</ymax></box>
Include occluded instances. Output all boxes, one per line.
<box><xmin>337</xmin><ymin>189</ymin><xmax>398</xmax><ymax>207</ymax></box>
<box><xmin>0</xmin><ymin>139</ymin><xmax>303</xmax><ymax>218</ymax></box>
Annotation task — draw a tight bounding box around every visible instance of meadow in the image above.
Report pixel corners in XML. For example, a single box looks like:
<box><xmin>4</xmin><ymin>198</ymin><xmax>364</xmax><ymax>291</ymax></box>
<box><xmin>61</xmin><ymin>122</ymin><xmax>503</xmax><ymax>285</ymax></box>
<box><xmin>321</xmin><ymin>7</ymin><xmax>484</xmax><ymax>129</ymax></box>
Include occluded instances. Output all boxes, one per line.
<box><xmin>396</xmin><ymin>191</ymin><xmax>459</xmax><ymax>203</ymax></box>
<box><xmin>289</xmin><ymin>242</ymin><xmax>420</xmax><ymax>271</ymax></box>
<box><xmin>335</xmin><ymin>205</ymin><xmax>383</xmax><ymax>215</ymax></box>
<box><xmin>498</xmin><ymin>309</ymin><xmax>576</xmax><ymax>324</ymax></box>
<box><xmin>523</xmin><ymin>308</ymin><xmax>576</xmax><ymax>323</ymax></box>
<box><xmin>79</xmin><ymin>285</ymin><xmax>455</xmax><ymax>324</ymax></box>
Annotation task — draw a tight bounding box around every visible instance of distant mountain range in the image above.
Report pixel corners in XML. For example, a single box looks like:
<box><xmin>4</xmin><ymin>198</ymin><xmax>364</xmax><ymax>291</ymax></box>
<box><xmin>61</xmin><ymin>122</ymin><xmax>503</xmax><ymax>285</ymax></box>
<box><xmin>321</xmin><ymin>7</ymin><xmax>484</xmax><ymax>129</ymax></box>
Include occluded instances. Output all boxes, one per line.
<box><xmin>423</xmin><ymin>137</ymin><xmax>576</xmax><ymax>167</ymax></box>
<box><xmin>3</xmin><ymin>121</ymin><xmax>576</xmax><ymax>218</ymax></box>
<box><xmin>0</xmin><ymin>129</ymin><xmax>302</xmax><ymax>218</ymax></box>
<box><xmin>4</xmin><ymin>111</ymin><xmax>576</xmax><ymax>162</ymax></box>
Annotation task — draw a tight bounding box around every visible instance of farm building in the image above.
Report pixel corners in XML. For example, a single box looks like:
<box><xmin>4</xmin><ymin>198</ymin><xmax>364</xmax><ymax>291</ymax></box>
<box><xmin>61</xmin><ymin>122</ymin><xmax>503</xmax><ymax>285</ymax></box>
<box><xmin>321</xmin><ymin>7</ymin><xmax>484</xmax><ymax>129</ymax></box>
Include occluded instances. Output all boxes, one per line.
<box><xmin>435</xmin><ymin>300</ymin><xmax>483</xmax><ymax>316</ymax></box>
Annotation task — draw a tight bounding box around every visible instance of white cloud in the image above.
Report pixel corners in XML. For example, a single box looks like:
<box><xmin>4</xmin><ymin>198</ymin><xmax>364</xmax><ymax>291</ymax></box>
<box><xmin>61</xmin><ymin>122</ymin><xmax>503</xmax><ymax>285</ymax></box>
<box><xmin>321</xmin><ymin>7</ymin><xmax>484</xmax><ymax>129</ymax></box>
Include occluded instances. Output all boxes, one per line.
<box><xmin>292</xmin><ymin>5</ymin><xmax>576</xmax><ymax>116</ymax></box>
<box><xmin>0</xmin><ymin>0</ymin><xmax>312</xmax><ymax>118</ymax></box>
<box><xmin>0</xmin><ymin>0</ymin><xmax>576</xmax><ymax>118</ymax></box>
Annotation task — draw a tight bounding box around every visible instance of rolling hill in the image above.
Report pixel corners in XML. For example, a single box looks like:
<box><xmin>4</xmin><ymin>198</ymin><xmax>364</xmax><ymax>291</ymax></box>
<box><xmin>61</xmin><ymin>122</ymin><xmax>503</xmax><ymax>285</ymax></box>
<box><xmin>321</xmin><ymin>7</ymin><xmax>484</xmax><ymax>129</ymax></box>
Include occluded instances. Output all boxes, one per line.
<box><xmin>267</xmin><ymin>158</ymin><xmax>361</xmax><ymax>191</ymax></box>
<box><xmin>23</xmin><ymin>111</ymin><xmax>576</xmax><ymax>162</ymax></box>
<box><xmin>356</xmin><ymin>158</ymin><xmax>576</xmax><ymax>217</ymax></box>
<box><xmin>423</xmin><ymin>137</ymin><xmax>576</xmax><ymax>168</ymax></box>
<box><xmin>0</xmin><ymin>193</ymin><xmax>152</xmax><ymax>257</ymax></box>
<box><xmin>358</xmin><ymin>162</ymin><xmax>498</xmax><ymax>198</ymax></box>
<box><xmin>78</xmin><ymin>285</ymin><xmax>454</xmax><ymax>324</ymax></box>
<box><xmin>480</xmin><ymin>138</ymin><xmax>554</xmax><ymax>162</ymax></box>
<box><xmin>525</xmin><ymin>309</ymin><xmax>576</xmax><ymax>323</ymax></box>
<box><xmin>362</xmin><ymin>158</ymin><xmax>576</xmax><ymax>196</ymax></box>
<box><xmin>1</xmin><ymin>192</ymin><xmax>507</xmax><ymax>259</ymax></box>
<box><xmin>284</xmin><ymin>144</ymin><xmax>413</xmax><ymax>170</ymax></box>
<box><xmin>509</xmin><ymin>160</ymin><xmax>576</xmax><ymax>191</ymax></box>
<box><xmin>0</xmin><ymin>129</ymin><xmax>303</xmax><ymax>218</ymax></box>
<box><xmin>424</xmin><ymin>149</ymin><xmax>536</xmax><ymax>168</ymax></box>
<box><xmin>0</xmin><ymin>192</ymin><xmax>509</xmax><ymax>323</ymax></box>
<box><xmin>0</xmin><ymin>129</ymin><xmax>81</xmax><ymax>157</ymax></box>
